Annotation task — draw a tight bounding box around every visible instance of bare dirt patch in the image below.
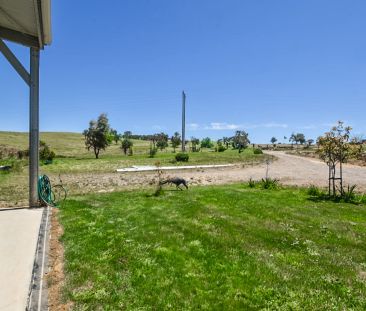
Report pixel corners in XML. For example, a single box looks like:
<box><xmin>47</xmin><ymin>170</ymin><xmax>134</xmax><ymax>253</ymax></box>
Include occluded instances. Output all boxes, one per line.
<box><xmin>47</xmin><ymin>208</ymin><xmax>73</xmax><ymax>310</ymax></box>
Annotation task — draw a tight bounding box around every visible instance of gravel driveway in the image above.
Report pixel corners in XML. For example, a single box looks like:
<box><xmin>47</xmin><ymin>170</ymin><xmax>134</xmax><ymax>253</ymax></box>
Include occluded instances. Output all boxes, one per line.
<box><xmin>60</xmin><ymin>151</ymin><xmax>366</xmax><ymax>194</ymax></box>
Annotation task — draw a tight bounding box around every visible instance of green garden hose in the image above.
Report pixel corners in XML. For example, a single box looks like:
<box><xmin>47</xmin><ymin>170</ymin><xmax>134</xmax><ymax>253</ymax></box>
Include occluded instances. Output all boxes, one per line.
<box><xmin>38</xmin><ymin>175</ymin><xmax>67</xmax><ymax>207</ymax></box>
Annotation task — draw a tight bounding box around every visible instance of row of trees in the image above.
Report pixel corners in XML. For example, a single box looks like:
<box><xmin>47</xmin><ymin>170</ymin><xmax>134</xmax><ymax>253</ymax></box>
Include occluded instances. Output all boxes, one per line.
<box><xmin>83</xmin><ymin>114</ymin><xmax>253</xmax><ymax>158</ymax></box>
<box><xmin>270</xmin><ymin>133</ymin><xmax>314</xmax><ymax>147</ymax></box>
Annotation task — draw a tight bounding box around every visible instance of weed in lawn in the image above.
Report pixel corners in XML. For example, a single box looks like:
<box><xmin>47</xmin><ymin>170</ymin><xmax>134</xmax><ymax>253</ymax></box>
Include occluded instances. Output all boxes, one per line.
<box><xmin>307</xmin><ymin>185</ymin><xmax>324</xmax><ymax>197</ymax></box>
<box><xmin>260</xmin><ymin>177</ymin><xmax>280</xmax><ymax>190</ymax></box>
<box><xmin>248</xmin><ymin>177</ymin><xmax>257</xmax><ymax>188</ymax></box>
<box><xmin>342</xmin><ymin>184</ymin><xmax>357</xmax><ymax>203</ymax></box>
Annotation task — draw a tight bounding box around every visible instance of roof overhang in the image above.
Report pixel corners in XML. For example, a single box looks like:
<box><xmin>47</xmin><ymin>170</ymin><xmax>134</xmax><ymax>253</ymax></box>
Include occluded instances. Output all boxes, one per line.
<box><xmin>0</xmin><ymin>0</ymin><xmax>52</xmax><ymax>49</ymax></box>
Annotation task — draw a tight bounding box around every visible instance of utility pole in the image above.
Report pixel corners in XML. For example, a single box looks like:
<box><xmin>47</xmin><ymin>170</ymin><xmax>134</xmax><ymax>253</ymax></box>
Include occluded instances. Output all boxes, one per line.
<box><xmin>181</xmin><ymin>90</ymin><xmax>186</xmax><ymax>152</ymax></box>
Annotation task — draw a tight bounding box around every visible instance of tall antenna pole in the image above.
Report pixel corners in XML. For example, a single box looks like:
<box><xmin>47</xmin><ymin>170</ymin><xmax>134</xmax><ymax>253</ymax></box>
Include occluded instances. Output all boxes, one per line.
<box><xmin>181</xmin><ymin>90</ymin><xmax>186</xmax><ymax>152</ymax></box>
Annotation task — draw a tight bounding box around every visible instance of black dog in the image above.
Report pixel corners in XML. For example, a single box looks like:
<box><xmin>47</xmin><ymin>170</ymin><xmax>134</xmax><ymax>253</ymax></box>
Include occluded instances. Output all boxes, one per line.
<box><xmin>160</xmin><ymin>177</ymin><xmax>188</xmax><ymax>190</ymax></box>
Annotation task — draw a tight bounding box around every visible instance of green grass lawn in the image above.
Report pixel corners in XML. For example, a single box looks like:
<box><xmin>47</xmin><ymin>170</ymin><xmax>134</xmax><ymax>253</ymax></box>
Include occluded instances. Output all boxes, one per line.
<box><xmin>59</xmin><ymin>185</ymin><xmax>366</xmax><ymax>310</ymax></box>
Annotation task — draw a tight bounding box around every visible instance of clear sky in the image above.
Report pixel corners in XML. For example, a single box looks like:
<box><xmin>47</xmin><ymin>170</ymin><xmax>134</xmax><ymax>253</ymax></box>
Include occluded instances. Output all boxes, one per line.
<box><xmin>1</xmin><ymin>0</ymin><xmax>365</xmax><ymax>143</ymax></box>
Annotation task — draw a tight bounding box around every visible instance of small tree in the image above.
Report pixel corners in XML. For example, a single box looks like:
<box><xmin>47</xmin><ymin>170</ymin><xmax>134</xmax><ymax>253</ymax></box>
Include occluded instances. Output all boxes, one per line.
<box><xmin>222</xmin><ymin>137</ymin><xmax>231</xmax><ymax>149</ymax></box>
<box><xmin>232</xmin><ymin>131</ymin><xmax>250</xmax><ymax>153</ymax></box>
<box><xmin>317</xmin><ymin>121</ymin><xmax>362</xmax><ymax>197</ymax></box>
<box><xmin>201</xmin><ymin>137</ymin><xmax>213</xmax><ymax>148</ymax></box>
<box><xmin>270</xmin><ymin>137</ymin><xmax>277</xmax><ymax>145</ymax></box>
<box><xmin>307</xmin><ymin>139</ymin><xmax>314</xmax><ymax>147</ymax></box>
<box><xmin>123</xmin><ymin>131</ymin><xmax>132</xmax><ymax>139</ymax></box>
<box><xmin>121</xmin><ymin>138</ymin><xmax>133</xmax><ymax>155</ymax></box>
<box><xmin>156</xmin><ymin>132</ymin><xmax>169</xmax><ymax>151</ymax></box>
<box><xmin>289</xmin><ymin>133</ymin><xmax>296</xmax><ymax>148</ymax></box>
<box><xmin>39</xmin><ymin>141</ymin><xmax>55</xmax><ymax>163</ymax></box>
<box><xmin>110</xmin><ymin>129</ymin><xmax>120</xmax><ymax>144</ymax></box>
<box><xmin>296</xmin><ymin>133</ymin><xmax>306</xmax><ymax>145</ymax></box>
<box><xmin>171</xmin><ymin>132</ymin><xmax>181</xmax><ymax>153</ymax></box>
<box><xmin>191</xmin><ymin>137</ymin><xmax>200</xmax><ymax>152</ymax></box>
<box><xmin>83</xmin><ymin>113</ymin><xmax>111</xmax><ymax>159</ymax></box>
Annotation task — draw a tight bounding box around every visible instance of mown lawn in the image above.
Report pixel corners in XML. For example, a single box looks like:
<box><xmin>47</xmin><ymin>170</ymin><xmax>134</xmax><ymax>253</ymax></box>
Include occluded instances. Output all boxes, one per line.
<box><xmin>59</xmin><ymin>185</ymin><xmax>366</xmax><ymax>310</ymax></box>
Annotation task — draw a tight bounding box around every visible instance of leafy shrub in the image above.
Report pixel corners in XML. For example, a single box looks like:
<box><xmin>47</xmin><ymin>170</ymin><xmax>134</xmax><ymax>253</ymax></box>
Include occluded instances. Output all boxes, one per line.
<box><xmin>201</xmin><ymin>137</ymin><xmax>214</xmax><ymax>148</ymax></box>
<box><xmin>149</xmin><ymin>147</ymin><xmax>158</xmax><ymax>158</ymax></box>
<box><xmin>39</xmin><ymin>141</ymin><xmax>55</xmax><ymax>163</ymax></box>
<box><xmin>248</xmin><ymin>178</ymin><xmax>257</xmax><ymax>188</ymax></box>
<box><xmin>307</xmin><ymin>185</ymin><xmax>323</xmax><ymax>197</ymax></box>
<box><xmin>260</xmin><ymin>177</ymin><xmax>280</xmax><ymax>190</ymax></box>
<box><xmin>175</xmin><ymin>153</ymin><xmax>189</xmax><ymax>162</ymax></box>
<box><xmin>253</xmin><ymin>148</ymin><xmax>263</xmax><ymax>154</ymax></box>
<box><xmin>342</xmin><ymin>184</ymin><xmax>357</xmax><ymax>203</ymax></box>
<box><xmin>216</xmin><ymin>145</ymin><xmax>226</xmax><ymax>152</ymax></box>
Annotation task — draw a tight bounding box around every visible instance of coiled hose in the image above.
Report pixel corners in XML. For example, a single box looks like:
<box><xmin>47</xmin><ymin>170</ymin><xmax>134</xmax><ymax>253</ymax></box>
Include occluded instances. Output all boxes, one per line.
<box><xmin>38</xmin><ymin>175</ymin><xmax>67</xmax><ymax>207</ymax></box>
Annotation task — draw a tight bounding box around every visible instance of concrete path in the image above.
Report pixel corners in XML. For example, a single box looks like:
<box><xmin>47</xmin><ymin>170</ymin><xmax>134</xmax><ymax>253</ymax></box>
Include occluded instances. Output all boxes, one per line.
<box><xmin>0</xmin><ymin>208</ymin><xmax>43</xmax><ymax>311</ymax></box>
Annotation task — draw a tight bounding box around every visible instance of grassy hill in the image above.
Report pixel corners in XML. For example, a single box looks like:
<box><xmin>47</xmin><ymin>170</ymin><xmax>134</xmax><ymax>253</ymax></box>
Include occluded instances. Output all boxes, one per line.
<box><xmin>0</xmin><ymin>131</ymin><xmax>150</xmax><ymax>157</ymax></box>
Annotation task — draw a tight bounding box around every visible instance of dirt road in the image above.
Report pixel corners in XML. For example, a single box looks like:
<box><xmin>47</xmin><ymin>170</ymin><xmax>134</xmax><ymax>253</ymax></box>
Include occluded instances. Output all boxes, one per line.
<box><xmin>61</xmin><ymin>151</ymin><xmax>366</xmax><ymax>194</ymax></box>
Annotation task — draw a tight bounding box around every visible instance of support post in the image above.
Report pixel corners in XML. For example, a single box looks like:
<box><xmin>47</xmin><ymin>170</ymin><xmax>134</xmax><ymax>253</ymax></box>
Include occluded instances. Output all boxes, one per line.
<box><xmin>181</xmin><ymin>91</ymin><xmax>186</xmax><ymax>152</ymax></box>
<box><xmin>29</xmin><ymin>47</ymin><xmax>40</xmax><ymax>207</ymax></box>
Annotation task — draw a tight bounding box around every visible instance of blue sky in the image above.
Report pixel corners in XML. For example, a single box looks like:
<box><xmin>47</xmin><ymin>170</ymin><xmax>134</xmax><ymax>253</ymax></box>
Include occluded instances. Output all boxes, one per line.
<box><xmin>1</xmin><ymin>0</ymin><xmax>366</xmax><ymax>143</ymax></box>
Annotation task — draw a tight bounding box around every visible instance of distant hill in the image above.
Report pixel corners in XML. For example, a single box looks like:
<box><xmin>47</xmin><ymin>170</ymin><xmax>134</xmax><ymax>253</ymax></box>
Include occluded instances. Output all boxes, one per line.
<box><xmin>0</xmin><ymin>131</ymin><xmax>150</xmax><ymax>157</ymax></box>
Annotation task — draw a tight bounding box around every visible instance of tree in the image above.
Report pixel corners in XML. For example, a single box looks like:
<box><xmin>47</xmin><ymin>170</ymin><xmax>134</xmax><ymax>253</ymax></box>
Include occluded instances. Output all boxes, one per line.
<box><xmin>317</xmin><ymin>121</ymin><xmax>362</xmax><ymax>197</ymax></box>
<box><xmin>270</xmin><ymin>137</ymin><xmax>277</xmax><ymax>145</ymax></box>
<box><xmin>39</xmin><ymin>140</ymin><xmax>55</xmax><ymax>162</ymax></box>
<box><xmin>289</xmin><ymin>133</ymin><xmax>296</xmax><ymax>148</ymax></box>
<box><xmin>222</xmin><ymin>137</ymin><xmax>231</xmax><ymax>149</ymax></box>
<box><xmin>156</xmin><ymin>132</ymin><xmax>169</xmax><ymax>151</ymax></box>
<box><xmin>121</xmin><ymin>138</ymin><xmax>133</xmax><ymax>155</ymax></box>
<box><xmin>123</xmin><ymin>131</ymin><xmax>132</xmax><ymax>139</ymax></box>
<box><xmin>191</xmin><ymin>137</ymin><xmax>200</xmax><ymax>152</ymax></box>
<box><xmin>232</xmin><ymin>131</ymin><xmax>250</xmax><ymax>153</ymax></box>
<box><xmin>110</xmin><ymin>129</ymin><xmax>120</xmax><ymax>144</ymax></box>
<box><xmin>201</xmin><ymin>137</ymin><xmax>214</xmax><ymax>148</ymax></box>
<box><xmin>83</xmin><ymin>113</ymin><xmax>111</xmax><ymax>159</ymax></box>
<box><xmin>307</xmin><ymin>139</ymin><xmax>314</xmax><ymax>147</ymax></box>
<box><xmin>296</xmin><ymin>133</ymin><xmax>306</xmax><ymax>145</ymax></box>
<box><xmin>171</xmin><ymin>132</ymin><xmax>181</xmax><ymax>153</ymax></box>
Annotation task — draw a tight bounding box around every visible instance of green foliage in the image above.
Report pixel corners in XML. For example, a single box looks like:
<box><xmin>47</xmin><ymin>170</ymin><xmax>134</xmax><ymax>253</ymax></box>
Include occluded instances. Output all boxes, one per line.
<box><xmin>216</xmin><ymin>141</ymin><xmax>226</xmax><ymax>152</ymax></box>
<box><xmin>201</xmin><ymin>137</ymin><xmax>213</xmax><ymax>148</ymax></box>
<box><xmin>121</xmin><ymin>138</ymin><xmax>133</xmax><ymax>155</ymax></box>
<box><xmin>83</xmin><ymin>113</ymin><xmax>111</xmax><ymax>159</ymax></box>
<box><xmin>110</xmin><ymin>129</ymin><xmax>121</xmax><ymax>144</ymax></box>
<box><xmin>307</xmin><ymin>185</ymin><xmax>324</xmax><ymax>197</ymax></box>
<box><xmin>156</xmin><ymin>133</ymin><xmax>169</xmax><ymax>151</ymax></box>
<box><xmin>342</xmin><ymin>184</ymin><xmax>357</xmax><ymax>203</ymax></box>
<box><xmin>175</xmin><ymin>152</ymin><xmax>189</xmax><ymax>162</ymax></box>
<box><xmin>289</xmin><ymin>133</ymin><xmax>306</xmax><ymax>146</ymax></box>
<box><xmin>123</xmin><ymin>131</ymin><xmax>132</xmax><ymax>139</ymax></box>
<box><xmin>260</xmin><ymin>177</ymin><xmax>280</xmax><ymax>189</ymax></box>
<box><xmin>248</xmin><ymin>178</ymin><xmax>257</xmax><ymax>188</ymax></box>
<box><xmin>253</xmin><ymin>148</ymin><xmax>263</xmax><ymax>154</ymax></box>
<box><xmin>39</xmin><ymin>141</ymin><xmax>56</xmax><ymax>163</ymax></box>
<box><xmin>232</xmin><ymin>130</ymin><xmax>250</xmax><ymax>153</ymax></box>
<box><xmin>191</xmin><ymin>137</ymin><xmax>200</xmax><ymax>152</ymax></box>
<box><xmin>170</xmin><ymin>132</ymin><xmax>182</xmax><ymax>152</ymax></box>
<box><xmin>307</xmin><ymin>183</ymin><xmax>363</xmax><ymax>204</ymax></box>
<box><xmin>270</xmin><ymin>137</ymin><xmax>277</xmax><ymax>144</ymax></box>
<box><xmin>317</xmin><ymin>121</ymin><xmax>362</xmax><ymax>197</ymax></box>
<box><xmin>148</xmin><ymin>146</ymin><xmax>158</xmax><ymax>158</ymax></box>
